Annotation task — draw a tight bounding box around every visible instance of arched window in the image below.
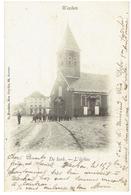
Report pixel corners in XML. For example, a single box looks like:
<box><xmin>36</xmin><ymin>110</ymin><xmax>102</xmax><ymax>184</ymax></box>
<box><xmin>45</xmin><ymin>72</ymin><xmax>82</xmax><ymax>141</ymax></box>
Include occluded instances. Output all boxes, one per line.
<box><xmin>58</xmin><ymin>86</ymin><xmax>62</xmax><ymax>97</ymax></box>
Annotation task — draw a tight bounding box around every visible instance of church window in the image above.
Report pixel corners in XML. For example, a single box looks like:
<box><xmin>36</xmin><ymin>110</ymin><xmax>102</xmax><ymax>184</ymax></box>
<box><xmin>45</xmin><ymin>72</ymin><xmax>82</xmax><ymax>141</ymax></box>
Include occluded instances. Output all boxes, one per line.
<box><xmin>96</xmin><ymin>99</ymin><xmax>100</xmax><ymax>106</ymax></box>
<box><xmin>58</xmin><ymin>86</ymin><xmax>62</xmax><ymax>97</ymax></box>
<box><xmin>81</xmin><ymin>95</ymin><xmax>89</xmax><ymax>106</ymax></box>
<box><xmin>85</xmin><ymin>97</ymin><xmax>88</xmax><ymax>106</ymax></box>
<box><xmin>81</xmin><ymin>95</ymin><xmax>86</xmax><ymax>106</ymax></box>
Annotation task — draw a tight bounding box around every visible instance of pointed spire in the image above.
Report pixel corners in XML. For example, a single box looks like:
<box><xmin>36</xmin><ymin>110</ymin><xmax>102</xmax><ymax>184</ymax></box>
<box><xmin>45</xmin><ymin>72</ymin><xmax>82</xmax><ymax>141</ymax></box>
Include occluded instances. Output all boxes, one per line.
<box><xmin>59</xmin><ymin>24</ymin><xmax>80</xmax><ymax>52</ymax></box>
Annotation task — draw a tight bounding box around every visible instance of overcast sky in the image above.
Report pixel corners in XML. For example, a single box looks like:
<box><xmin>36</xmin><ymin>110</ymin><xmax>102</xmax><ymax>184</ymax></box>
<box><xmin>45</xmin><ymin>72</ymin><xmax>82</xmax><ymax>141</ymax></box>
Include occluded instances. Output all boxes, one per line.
<box><xmin>5</xmin><ymin>1</ymin><xmax>128</xmax><ymax>104</ymax></box>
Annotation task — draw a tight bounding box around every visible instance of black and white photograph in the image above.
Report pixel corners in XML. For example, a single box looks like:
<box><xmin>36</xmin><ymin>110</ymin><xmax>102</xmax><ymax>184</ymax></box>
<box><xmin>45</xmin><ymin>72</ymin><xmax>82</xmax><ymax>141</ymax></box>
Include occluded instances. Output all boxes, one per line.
<box><xmin>4</xmin><ymin>1</ymin><xmax>128</xmax><ymax>191</ymax></box>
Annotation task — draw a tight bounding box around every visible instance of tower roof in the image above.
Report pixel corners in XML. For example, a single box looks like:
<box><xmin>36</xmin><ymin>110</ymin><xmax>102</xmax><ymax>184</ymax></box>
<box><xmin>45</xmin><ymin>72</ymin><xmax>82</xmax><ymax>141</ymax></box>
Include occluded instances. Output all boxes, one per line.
<box><xmin>59</xmin><ymin>24</ymin><xmax>80</xmax><ymax>52</ymax></box>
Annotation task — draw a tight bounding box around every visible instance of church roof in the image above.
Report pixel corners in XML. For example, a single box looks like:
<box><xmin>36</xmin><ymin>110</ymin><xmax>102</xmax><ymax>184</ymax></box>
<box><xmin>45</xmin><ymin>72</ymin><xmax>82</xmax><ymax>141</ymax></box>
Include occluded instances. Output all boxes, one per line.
<box><xmin>69</xmin><ymin>72</ymin><xmax>110</xmax><ymax>93</ymax></box>
<box><xmin>59</xmin><ymin>24</ymin><xmax>80</xmax><ymax>52</ymax></box>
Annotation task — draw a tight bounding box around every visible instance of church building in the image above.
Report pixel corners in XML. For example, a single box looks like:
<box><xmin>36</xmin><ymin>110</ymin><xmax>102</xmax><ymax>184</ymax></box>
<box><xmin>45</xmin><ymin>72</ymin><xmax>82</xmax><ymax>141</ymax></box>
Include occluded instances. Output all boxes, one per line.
<box><xmin>50</xmin><ymin>25</ymin><xmax>110</xmax><ymax>118</ymax></box>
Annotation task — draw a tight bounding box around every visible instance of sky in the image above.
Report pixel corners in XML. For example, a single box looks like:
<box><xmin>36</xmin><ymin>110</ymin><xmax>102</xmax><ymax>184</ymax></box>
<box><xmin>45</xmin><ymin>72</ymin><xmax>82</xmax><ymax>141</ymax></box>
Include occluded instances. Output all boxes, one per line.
<box><xmin>5</xmin><ymin>1</ymin><xmax>128</xmax><ymax>104</ymax></box>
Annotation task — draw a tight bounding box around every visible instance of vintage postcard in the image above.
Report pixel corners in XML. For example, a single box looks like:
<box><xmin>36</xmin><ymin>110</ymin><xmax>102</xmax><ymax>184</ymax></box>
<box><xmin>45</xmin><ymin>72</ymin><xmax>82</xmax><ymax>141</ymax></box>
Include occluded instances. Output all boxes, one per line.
<box><xmin>5</xmin><ymin>1</ymin><xmax>128</xmax><ymax>191</ymax></box>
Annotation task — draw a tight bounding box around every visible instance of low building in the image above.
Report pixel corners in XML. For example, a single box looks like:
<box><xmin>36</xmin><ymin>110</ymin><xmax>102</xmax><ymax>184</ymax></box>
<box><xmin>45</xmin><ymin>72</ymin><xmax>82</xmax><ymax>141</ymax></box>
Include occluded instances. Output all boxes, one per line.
<box><xmin>24</xmin><ymin>91</ymin><xmax>50</xmax><ymax>115</ymax></box>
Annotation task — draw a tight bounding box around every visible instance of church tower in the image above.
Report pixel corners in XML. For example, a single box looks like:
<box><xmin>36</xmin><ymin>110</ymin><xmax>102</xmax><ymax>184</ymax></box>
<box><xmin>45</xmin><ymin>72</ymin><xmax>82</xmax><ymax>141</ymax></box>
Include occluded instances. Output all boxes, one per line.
<box><xmin>57</xmin><ymin>24</ymin><xmax>80</xmax><ymax>79</ymax></box>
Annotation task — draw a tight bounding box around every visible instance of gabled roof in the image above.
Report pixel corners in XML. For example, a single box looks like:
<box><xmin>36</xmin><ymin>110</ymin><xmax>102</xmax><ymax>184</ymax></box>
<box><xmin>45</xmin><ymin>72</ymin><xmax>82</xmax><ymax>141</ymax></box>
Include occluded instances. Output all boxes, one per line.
<box><xmin>69</xmin><ymin>72</ymin><xmax>110</xmax><ymax>93</ymax></box>
<box><xmin>59</xmin><ymin>24</ymin><xmax>80</xmax><ymax>52</ymax></box>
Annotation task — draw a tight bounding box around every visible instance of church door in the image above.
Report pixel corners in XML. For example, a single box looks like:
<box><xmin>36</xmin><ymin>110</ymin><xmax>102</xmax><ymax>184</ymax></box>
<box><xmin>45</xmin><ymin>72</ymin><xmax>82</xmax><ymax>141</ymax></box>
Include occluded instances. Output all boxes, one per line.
<box><xmin>54</xmin><ymin>97</ymin><xmax>65</xmax><ymax>119</ymax></box>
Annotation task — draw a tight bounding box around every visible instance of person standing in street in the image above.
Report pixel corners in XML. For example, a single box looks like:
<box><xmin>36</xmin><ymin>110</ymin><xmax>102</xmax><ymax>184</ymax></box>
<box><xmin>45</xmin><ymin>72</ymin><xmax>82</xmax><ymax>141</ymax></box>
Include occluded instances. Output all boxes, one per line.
<box><xmin>17</xmin><ymin>112</ymin><xmax>22</xmax><ymax>125</ymax></box>
<box><xmin>42</xmin><ymin>108</ymin><xmax>46</xmax><ymax>122</ymax></box>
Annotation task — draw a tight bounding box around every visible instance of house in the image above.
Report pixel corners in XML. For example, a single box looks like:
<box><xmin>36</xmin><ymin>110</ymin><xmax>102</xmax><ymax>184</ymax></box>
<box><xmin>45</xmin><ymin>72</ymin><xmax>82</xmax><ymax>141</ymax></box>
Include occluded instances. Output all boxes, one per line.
<box><xmin>50</xmin><ymin>25</ymin><xmax>110</xmax><ymax>118</ymax></box>
<box><xmin>24</xmin><ymin>91</ymin><xmax>50</xmax><ymax>115</ymax></box>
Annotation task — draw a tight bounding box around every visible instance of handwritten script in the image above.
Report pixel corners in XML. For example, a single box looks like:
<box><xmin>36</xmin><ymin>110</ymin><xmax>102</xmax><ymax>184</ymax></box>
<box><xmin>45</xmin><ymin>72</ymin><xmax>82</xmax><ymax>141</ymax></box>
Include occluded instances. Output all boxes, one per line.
<box><xmin>116</xmin><ymin>14</ymin><xmax>128</xmax><ymax>166</ymax></box>
<box><xmin>5</xmin><ymin>153</ymin><xmax>127</xmax><ymax>191</ymax></box>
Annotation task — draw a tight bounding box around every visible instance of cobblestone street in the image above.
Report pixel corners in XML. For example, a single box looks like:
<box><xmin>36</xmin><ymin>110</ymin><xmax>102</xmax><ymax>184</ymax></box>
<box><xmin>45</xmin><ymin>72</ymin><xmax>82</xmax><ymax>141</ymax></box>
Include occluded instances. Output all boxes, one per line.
<box><xmin>9</xmin><ymin>116</ymin><xmax>110</xmax><ymax>152</ymax></box>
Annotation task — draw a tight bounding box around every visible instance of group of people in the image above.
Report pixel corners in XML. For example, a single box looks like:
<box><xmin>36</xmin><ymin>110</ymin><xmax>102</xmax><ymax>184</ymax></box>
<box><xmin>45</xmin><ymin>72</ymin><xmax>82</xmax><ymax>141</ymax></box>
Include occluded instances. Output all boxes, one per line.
<box><xmin>32</xmin><ymin>112</ymin><xmax>46</xmax><ymax>122</ymax></box>
<box><xmin>17</xmin><ymin>109</ymin><xmax>72</xmax><ymax>125</ymax></box>
<box><xmin>32</xmin><ymin>110</ymin><xmax>72</xmax><ymax>123</ymax></box>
